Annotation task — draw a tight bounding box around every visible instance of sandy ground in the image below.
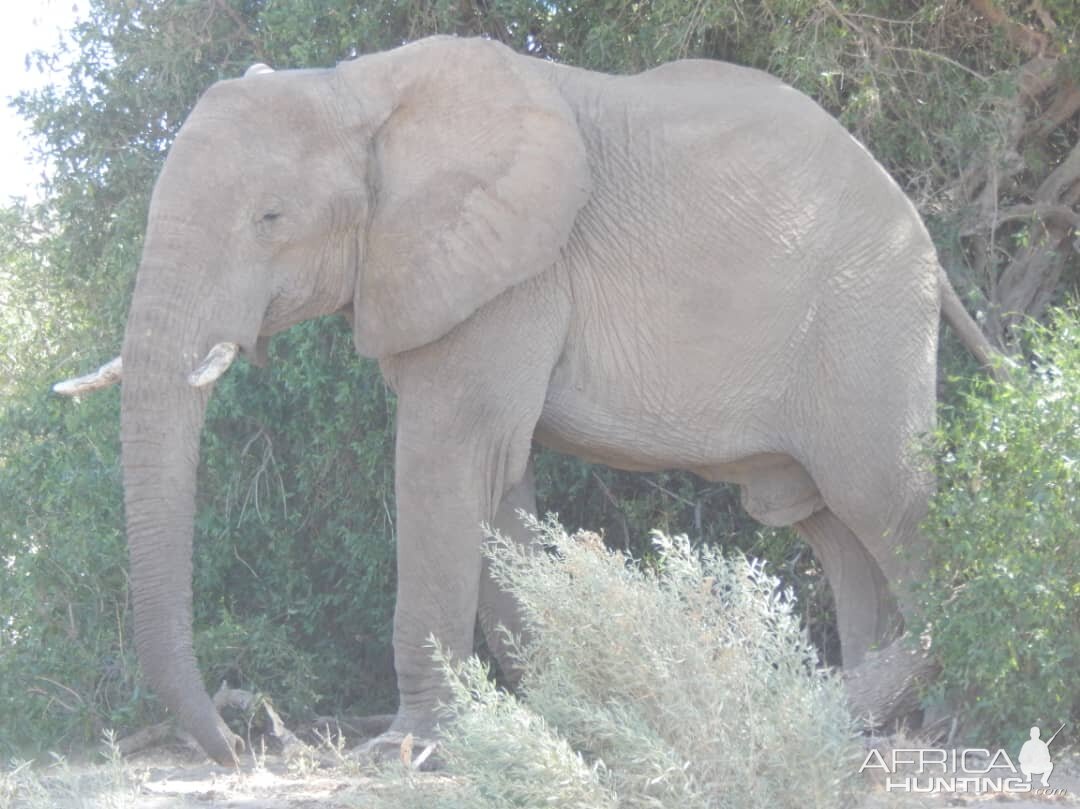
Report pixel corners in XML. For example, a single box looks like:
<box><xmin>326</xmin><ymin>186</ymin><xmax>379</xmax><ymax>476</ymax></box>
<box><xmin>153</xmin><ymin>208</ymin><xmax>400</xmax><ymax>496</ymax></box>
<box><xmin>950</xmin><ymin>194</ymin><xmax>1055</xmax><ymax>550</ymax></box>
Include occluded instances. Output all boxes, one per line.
<box><xmin>3</xmin><ymin>745</ymin><xmax>383</xmax><ymax>809</ymax></box>
<box><xmin>127</xmin><ymin>757</ymin><xmax>382</xmax><ymax>808</ymax></box>
<box><xmin>3</xmin><ymin>741</ymin><xmax>1078</xmax><ymax>808</ymax></box>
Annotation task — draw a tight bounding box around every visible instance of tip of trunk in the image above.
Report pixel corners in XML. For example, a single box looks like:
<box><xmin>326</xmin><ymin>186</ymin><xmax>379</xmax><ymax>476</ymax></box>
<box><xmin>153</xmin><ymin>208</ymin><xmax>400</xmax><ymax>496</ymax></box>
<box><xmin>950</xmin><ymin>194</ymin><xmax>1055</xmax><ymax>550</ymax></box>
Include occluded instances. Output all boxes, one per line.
<box><xmin>200</xmin><ymin>716</ymin><xmax>245</xmax><ymax>766</ymax></box>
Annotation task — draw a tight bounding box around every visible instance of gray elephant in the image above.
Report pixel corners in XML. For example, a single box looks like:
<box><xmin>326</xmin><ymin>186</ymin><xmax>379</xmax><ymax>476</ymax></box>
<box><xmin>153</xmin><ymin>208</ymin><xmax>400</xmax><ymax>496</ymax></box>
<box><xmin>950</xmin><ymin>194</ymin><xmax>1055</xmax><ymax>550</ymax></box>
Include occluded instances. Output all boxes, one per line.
<box><xmin>56</xmin><ymin>36</ymin><xmax>1001</xmax><ymax>765</ymax></box>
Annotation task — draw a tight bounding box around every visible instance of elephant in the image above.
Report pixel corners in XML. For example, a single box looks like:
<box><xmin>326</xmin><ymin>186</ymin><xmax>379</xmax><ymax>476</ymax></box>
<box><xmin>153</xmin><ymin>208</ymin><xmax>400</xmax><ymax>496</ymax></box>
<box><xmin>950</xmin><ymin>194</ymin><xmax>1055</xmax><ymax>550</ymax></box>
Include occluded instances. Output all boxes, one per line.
<box><xmin>56</xmin><ymin>35</ymin><xmax>1004</xmax><ymax>765</ymax></box>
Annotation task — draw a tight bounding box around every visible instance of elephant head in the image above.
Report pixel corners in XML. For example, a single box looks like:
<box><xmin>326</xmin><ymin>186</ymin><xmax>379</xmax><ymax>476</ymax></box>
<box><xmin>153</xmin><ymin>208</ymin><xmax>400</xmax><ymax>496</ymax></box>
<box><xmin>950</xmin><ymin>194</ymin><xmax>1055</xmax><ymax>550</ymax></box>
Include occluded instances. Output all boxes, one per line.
<box><xmin>60</xmin><ymin>37</ymin><xmax>590</xmax><ymax>764</ymax></box>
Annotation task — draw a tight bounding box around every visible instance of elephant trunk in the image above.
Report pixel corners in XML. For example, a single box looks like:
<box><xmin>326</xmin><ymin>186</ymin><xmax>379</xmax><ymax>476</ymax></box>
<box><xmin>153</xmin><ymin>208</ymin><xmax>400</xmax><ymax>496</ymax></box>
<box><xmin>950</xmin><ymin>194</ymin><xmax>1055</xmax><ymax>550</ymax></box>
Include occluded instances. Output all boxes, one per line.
<box><xmin>119</xmin><ymin>262</ymin><xmax>241</xmax><ymax>766</ymax></box>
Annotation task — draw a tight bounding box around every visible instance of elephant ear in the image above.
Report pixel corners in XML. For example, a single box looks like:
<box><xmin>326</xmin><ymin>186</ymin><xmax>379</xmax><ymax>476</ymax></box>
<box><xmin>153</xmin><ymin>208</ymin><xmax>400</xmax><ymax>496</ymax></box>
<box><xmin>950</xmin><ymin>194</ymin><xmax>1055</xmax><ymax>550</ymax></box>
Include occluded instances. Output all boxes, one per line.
<box><xmin>351</xmin><ymin>37</ymin><xmax>591</xmax><ymax>357</ymax></box>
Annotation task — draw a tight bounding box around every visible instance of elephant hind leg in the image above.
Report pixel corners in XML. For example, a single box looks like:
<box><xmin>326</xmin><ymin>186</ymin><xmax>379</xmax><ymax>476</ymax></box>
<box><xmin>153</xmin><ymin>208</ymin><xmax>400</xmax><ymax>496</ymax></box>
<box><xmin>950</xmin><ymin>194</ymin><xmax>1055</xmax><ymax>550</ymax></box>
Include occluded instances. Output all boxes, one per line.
<box><xmin>725</xmin><ymin>455</ymin><xmax>907</xmax><ymax>667</ymax></box>
<box><xmin>791</xmin><ymin>434</ymin><xmax>940</xmax><ymax>725</ymax></box>
<box><xmin>477</xmin><ymin>459</ymin><xmax>537</xmax><ymax>689</ymax></box>
<box><xmin>795</xmin><ymin>508</ymin><xmax>902</xmax><ymax>668</ymax></box>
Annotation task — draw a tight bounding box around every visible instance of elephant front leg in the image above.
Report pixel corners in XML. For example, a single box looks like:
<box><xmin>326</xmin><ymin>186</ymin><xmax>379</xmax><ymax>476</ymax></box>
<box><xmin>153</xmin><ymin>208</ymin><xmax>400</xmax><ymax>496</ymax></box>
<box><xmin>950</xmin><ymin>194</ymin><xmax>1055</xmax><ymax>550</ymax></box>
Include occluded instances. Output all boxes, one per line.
<box><xmin>371</xmin><ymin>277</ymin><xmax>570</xmax><ymax>749</ymax></box>
<box><xmin>478</xmin><ymin>459</ymin><xmax>538</xmax><ymax>689</ymax></box>
<box><xmin>389</xmin><ymin>443</ymin><xmax>485</xmax><ymax>738</ymax></box>
<box><xmin>386</xmin><ymin>408</ymin><xmax>538</xmax><ymax>742</ymax></box>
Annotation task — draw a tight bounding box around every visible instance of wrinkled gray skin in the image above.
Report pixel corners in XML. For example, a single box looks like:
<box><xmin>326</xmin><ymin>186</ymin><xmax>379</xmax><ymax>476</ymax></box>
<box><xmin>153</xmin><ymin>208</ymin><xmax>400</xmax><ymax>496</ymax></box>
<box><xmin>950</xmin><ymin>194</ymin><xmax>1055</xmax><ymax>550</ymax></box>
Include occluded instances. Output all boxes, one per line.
<box><xmin>114</xmin><ymin>36</ymin><xmax>962</xmax><ymax>764</ymax></box>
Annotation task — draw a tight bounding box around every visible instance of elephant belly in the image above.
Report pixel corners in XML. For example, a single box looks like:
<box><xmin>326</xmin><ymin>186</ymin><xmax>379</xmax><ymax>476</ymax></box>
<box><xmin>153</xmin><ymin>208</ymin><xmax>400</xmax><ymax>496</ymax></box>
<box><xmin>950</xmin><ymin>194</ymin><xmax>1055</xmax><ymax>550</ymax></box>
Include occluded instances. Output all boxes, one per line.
<box><xmin>535</xmin><ymin>378</ymin><xmax>784</xmax><ymax>474</ymax></box>
<box><xmin>534</xmin><ymin>394</ymin><xmax>713</xmax><ymax>471</ymax></box>
<box><xmin>535</xmin><ymin>394</ymin><xmax>824</xmax><ymax>528</ymax></box>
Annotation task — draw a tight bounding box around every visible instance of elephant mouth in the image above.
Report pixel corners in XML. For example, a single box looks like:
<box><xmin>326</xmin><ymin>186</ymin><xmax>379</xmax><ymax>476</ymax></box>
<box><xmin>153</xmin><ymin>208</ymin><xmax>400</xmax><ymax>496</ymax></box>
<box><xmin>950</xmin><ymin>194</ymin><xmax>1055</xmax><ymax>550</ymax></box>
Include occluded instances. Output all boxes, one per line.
<box><xmin>240</xmin><ymin>336</ymin><xmax>271</xmax><ymax>368</ymax></box>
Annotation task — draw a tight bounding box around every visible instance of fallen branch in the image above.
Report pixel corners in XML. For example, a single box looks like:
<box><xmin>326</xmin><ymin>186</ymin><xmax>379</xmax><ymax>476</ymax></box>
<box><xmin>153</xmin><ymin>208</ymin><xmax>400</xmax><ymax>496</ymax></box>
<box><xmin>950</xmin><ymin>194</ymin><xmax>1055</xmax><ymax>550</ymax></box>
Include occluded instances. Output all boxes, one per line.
<box><xmin>114</xmin><ymin>684</ymin><xmax>315</xmax><ymax>760</ymax></box>
<box><xmin>307</xmin><ymin>713</ymin><xmax>396</xmax><ymax>739</ymax></box>
<box><xmin>212</xmin><ymin>682</ymin><xmax>311</xmax><ymax>760</ymax></box>
<box><xmin>114</xmin><ymin>721</ymin><xmax>179</xmax><ymax>756</ymax></box>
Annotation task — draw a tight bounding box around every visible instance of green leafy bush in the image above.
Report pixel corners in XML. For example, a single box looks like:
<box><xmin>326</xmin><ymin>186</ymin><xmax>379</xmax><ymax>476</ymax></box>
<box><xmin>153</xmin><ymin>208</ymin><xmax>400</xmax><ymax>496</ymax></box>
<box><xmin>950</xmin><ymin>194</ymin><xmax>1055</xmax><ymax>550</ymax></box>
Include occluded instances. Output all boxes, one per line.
<box><xmin>373</xmin><ymin>516</ymin><xmax>864</xmax><ymax>809</ymax></box>
<box><xmin>195</xmin><ymin>317</ymin><xmax>399</xmax><ymax>719</ymax></box>
<box><xmin>919</xmin><ymin>305</ymin><xmax>1080</xmax><ymax>745</ymax></box>
<box><xmin>0</xmin><ymin>343</ymin><xmax>134</xmax><ymax>758</ymax></box>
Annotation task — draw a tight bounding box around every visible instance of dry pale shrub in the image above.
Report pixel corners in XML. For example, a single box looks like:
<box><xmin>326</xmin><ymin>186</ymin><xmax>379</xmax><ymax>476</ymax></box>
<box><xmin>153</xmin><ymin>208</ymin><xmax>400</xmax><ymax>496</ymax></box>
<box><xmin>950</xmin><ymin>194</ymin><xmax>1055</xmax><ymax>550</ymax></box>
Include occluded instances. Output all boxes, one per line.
<box><xmin>368</xmin><ymin>514</ymin><xmax>867</xmax><ymax>809</ymax></box>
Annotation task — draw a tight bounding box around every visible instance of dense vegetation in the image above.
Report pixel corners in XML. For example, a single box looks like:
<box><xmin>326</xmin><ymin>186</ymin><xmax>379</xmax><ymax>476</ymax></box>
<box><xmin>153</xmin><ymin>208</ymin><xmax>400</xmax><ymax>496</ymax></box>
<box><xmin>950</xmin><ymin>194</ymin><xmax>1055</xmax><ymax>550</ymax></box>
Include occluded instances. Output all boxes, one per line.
<box><xmin>1</xmin><ymin>0</ymin><xmax>1077</xmax><ymax>758</ymax></box>
<box><xmin>919</xmin><ymin>307</ymin><xmax>1080</xmax><ymax>746</ymax></box>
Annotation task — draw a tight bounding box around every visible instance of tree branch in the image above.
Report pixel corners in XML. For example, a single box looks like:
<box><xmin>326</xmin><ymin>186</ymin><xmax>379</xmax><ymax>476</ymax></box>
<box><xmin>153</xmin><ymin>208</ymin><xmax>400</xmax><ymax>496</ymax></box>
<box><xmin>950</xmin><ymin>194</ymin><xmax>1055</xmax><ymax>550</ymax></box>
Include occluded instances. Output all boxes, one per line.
<box><xmin>961</xmin><ymin>202</ymin><xmax>1080</xmax><ymax>236</ymax></box>
<box><xmin>1026</xmin><ymin>82</ymin><xmax>1080</xmax><ymax>141</ymax></box>
<box><xmin>1035</xmin><ymin>136</ymin><xmax>1080</xmax><ymax>203</ymax></box>
<box><xmin>967</xmin><ymin>0</ymin><xmax>1049</xmax><ymax>57</ymax></box>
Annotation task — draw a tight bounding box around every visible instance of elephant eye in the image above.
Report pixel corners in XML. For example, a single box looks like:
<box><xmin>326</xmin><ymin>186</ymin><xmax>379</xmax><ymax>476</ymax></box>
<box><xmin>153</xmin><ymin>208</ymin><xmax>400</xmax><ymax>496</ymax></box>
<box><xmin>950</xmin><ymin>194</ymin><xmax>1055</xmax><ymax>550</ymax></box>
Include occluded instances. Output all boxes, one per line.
<box><xmin>255</xmin><ymin>209</ymin><xmax>284</xmax><ymax>239</ymax></box>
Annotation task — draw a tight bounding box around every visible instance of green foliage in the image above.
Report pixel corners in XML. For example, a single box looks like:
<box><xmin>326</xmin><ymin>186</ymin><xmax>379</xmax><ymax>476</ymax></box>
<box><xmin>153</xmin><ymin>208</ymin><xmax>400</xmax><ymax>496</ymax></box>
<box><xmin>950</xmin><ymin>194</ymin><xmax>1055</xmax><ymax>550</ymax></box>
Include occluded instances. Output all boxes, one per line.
<box><xmin>918</xmin><ymin>305</ymin><xmax>1080</xmax><ymax>745</ymax></box>
<box><xmin>372</xmin><ymin>517</ymin><xmax>863</xmax><ymax>809</ymax></box>
<box><xmin>196</xmin><ymin>317</ymin><xmax>399</xmax><ymax>718</ymax></box>
<box><xmin>0</xmin><ymin>202</ymin><xmax>133</xmax><ymax>758</ymax></box>
<box><xmin>0</xmin><ymin>383</ymin><xmax>132</xmax><ymax>758</ymax></box>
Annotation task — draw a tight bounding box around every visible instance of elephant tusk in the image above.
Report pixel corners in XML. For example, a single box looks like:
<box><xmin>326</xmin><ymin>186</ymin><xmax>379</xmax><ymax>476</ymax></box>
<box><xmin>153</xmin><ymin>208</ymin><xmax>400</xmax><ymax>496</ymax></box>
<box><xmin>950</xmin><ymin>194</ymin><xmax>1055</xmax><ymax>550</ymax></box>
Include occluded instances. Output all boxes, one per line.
<box><xmin>188</xmin><ymin>342</ymin><xmax>239</xmax><ymax>388</ymax></box>
<box><xmin>53</xmin><ymin>356</ymin><xmax>122</xmax><ymax>396</ymax></box>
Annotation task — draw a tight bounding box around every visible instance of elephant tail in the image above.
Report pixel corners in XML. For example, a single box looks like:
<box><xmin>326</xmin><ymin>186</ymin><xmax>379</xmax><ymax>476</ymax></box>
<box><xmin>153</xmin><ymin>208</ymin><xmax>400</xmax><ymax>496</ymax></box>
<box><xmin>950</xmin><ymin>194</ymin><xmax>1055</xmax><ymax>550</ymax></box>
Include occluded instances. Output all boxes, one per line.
<box><xmin>938</xmin><ymin>266</ymin><xmax>1018</xmax><ymax>383</ymax></box>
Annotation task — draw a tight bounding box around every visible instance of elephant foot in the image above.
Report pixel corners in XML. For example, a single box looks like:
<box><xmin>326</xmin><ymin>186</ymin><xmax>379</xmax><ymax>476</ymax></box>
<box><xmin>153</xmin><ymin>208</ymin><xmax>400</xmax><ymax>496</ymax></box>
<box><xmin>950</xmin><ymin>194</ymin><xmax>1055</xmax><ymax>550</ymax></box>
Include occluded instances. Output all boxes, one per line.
<box><xmin>356</xmin><ymin>729</ymin><xmax>441</xmax><ymax>770</ymax></box>
<box><xmin>350</xmin><ymin>708</ymin><xmax>441</xmax><ymax>767</ymax></box>
<box><xmin>843</xmin><ymin>632</ymin><xmax>941</xmax><ymax>728</ymax></box>
<box><xmin>919</xmin><ymin>700</ymin><xmax>963</xmax><ymax>746</ymax></box>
